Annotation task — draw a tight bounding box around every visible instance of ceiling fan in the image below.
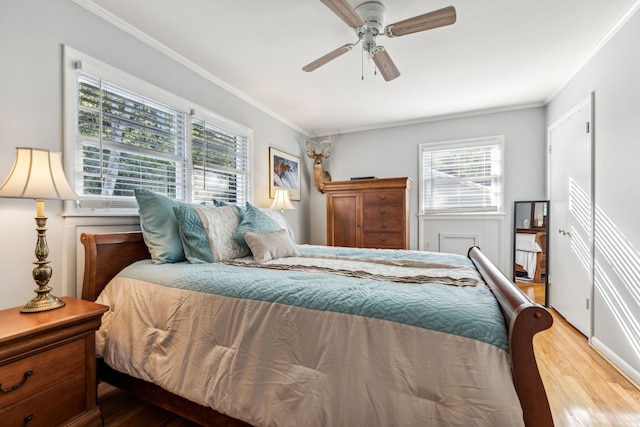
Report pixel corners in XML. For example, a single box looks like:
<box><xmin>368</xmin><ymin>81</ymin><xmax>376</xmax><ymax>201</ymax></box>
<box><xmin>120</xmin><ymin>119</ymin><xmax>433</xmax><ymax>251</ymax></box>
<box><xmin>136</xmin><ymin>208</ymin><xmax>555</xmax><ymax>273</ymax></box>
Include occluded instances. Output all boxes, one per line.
<box><xmin>302</xmin><ymin>0</ymin><xmax>457</xmax><ymax>81</ymax></box>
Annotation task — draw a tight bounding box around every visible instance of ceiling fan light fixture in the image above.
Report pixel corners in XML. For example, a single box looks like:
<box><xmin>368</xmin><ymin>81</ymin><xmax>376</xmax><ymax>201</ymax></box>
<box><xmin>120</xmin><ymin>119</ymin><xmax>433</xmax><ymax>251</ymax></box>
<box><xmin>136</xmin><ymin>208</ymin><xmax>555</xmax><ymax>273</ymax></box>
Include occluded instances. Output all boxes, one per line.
<box><xmin>304</xmin><ymin>0</ymin><xmax>456</xmax><ymax>81</ymax></box>
<box><xmin>354</xmin><ymin>1</ymin><xmax>386</xmax><ymax>34</ymax></box>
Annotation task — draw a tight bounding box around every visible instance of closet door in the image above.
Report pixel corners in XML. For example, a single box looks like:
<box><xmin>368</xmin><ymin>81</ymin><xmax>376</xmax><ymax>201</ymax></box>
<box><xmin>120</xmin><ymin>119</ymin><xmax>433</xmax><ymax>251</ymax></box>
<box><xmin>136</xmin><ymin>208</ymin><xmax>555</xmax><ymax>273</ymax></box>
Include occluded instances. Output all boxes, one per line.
<box><xmin>548</xmin><ymin>94</ymin><xmax>593</xmax><ymax>337</ymax></box>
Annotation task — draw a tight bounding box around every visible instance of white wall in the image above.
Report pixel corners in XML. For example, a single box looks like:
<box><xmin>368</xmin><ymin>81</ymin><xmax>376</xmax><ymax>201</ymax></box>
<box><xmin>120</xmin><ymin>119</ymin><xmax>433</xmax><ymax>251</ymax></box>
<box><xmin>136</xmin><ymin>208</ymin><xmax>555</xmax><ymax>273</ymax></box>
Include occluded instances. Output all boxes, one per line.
<box><xmin>546</xmin><ymin>7</ymin><xmax>640</xmax><ymax>385</ymax></box>
<box><xmin>0</xmin><ymin>0</ymin><xmax>308</xmax><ymax>310</ymax></box>
<box><xmin>311</xmin><ymin>107</ymin><xmax>547</xmax><ymax>272</ymax></box>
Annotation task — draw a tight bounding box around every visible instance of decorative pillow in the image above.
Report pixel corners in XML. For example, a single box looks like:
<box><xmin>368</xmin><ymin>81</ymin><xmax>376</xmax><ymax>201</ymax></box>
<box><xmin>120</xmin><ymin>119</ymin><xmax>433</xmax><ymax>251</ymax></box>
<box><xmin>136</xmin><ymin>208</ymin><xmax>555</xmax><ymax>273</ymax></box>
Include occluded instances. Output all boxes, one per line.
<box><xmin>135</xmin><ymin>189</ymin><xmax>197</xmax><ymax>264</ymax></box>
<box><xmin>260</xmin><ymin>208</ymin><xmax>296</xmax><ymax>243</ymax></box>
<box><xmin>174</xmin><ymin>204</ymin><xmax>249</xmax><ymax>263</ymax></box>
<box><xmin>242</xmin><ymin>229</ymin><xmax>300</xmax><ymax>262</ymax></box>
<box><xmin>233</xmin><ymin>203</ymin><xmax>282</xmax><ymax>246</ymax></box>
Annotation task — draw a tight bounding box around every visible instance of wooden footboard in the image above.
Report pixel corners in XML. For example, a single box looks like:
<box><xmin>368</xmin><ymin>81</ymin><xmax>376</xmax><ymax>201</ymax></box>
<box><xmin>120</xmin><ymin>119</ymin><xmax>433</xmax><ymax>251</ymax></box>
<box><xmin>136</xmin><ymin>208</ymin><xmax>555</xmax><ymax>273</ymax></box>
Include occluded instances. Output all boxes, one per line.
<box><xmin>468</xmin><ymin>246</ymin><xmax>553</xmax><ymax>427</ymax></box>
<box><xmin>81</xmin><ymin>232</ymin><xmax>553</xmax><ymax>427</ymax></box>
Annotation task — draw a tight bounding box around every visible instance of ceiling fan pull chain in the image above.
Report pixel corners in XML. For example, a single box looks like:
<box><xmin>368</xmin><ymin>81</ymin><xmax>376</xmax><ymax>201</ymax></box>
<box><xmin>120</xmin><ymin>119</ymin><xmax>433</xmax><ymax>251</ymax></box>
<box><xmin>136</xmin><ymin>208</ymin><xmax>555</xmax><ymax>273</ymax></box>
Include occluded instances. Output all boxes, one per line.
<box><xmin>361</xmin><ymin>49</ymin><xmax>364</xmax><ymax>80</ymax></box>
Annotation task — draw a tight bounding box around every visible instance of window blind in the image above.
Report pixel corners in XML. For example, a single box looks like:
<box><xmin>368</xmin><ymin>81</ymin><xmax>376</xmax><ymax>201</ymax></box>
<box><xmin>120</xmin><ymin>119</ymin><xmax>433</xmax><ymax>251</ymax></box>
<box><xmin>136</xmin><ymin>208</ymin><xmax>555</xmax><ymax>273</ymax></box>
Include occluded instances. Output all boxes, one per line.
<box><xmin>76</xmin><ymin>71</ymin><xmax>188</xmax><ymax>209</ymax></box>
<box><xmin>421</xmin><ymin>140</ymin><xmax>502</xmax><ymax>214</ymax></box>
<box><xmin>191</xmin><ymin>116</ymin><xmax>250</xmax><ymax>205</ymax></box>
<box><xmin>73</xmin><ymin>66</ymin><xmax>252</xmax><ymax>212</ymax></box>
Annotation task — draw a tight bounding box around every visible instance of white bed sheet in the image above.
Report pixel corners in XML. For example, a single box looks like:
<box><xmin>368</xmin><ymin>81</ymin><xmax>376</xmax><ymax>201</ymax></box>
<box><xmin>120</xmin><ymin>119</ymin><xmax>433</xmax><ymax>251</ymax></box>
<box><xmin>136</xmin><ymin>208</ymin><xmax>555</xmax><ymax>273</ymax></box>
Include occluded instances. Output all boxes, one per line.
<box><xmin>515</xmin><ymin>233</ymin><xmax>542</xmax><ymax>280</ymax></box>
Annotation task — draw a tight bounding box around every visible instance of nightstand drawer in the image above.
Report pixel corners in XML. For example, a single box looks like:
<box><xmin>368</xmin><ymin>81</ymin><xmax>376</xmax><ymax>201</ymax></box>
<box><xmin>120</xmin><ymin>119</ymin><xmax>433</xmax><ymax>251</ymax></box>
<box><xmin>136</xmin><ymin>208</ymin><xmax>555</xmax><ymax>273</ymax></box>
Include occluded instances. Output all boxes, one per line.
<box><xmin>0</xmin><ymin>339</ymin><xmax>85</xmax><ymax>408</ymax></box>
<box><xmin>0</xmin><ymin>376</ymin><xmax>85</xmax><ymax>427</ymax></box>
<box><xmin>362</xmin><ymin>204</ymin><xmax>403</xmax><ymax>219</ymax></box>
<box><xmin>362</xmin><ymin>190</ymin><xmax>404</xmax><ymax>205</ymax></box>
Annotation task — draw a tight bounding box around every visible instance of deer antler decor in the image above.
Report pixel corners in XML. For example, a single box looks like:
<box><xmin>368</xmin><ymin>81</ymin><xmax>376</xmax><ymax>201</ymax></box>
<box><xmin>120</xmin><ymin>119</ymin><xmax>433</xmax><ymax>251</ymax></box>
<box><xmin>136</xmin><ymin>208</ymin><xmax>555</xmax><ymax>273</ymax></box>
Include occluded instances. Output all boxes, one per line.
<box><xmin>306</xmin><ymin>137</ymin><xmax>332</xmax><ymax>193</ymax></box>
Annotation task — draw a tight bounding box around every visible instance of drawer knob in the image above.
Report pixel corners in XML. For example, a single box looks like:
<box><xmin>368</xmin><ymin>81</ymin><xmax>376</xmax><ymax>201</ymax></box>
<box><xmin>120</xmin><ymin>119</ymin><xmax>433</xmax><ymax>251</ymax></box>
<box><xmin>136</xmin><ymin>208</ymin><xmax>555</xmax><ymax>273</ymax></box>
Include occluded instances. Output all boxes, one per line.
<box><xmin>376</xmin><ymin>194</ymin><xmax>388</xmax><ymax>200</ymax></box>
<box><xmin>24</xmin><ymin>413</ymin><xmax>33</xmax><ymax>425</ymax></box>
<box><xmin>377</xmin><ymin>236</ymin><xmax>389</xmax><ymax>242</ymax></box>
<box><xmin>377</xmin><ymin>209</ymin><xmax>389</xmax><ymax>214</ymax></box>
<box><xmin>377</xmin><ymin>223</ymin><xmax>388</xmax><ymax>229</ymax></box>
<box><xmin>1</xmin><ymin>369</ymin><xmax>33</xmax><ymax>393</ymax></box>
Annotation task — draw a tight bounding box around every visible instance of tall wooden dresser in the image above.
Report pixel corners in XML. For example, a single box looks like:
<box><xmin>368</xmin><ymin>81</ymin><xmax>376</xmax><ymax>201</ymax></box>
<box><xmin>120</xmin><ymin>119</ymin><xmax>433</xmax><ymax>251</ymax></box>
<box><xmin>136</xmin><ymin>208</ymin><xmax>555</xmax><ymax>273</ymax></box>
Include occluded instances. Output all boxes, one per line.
<box><xmin>325</xmin><ymin>177</ymin><xmax>412</xmax><ymax>249</ymax></box>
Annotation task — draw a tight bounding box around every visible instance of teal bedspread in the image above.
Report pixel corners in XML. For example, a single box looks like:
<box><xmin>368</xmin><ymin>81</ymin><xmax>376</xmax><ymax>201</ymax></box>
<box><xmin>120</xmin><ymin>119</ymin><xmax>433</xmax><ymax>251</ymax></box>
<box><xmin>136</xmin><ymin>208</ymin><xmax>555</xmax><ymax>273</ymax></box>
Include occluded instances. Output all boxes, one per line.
<box><xmin>117</xmin><ymin>246</ymin><xmax>509</xmax><ymax>351</ymax></box>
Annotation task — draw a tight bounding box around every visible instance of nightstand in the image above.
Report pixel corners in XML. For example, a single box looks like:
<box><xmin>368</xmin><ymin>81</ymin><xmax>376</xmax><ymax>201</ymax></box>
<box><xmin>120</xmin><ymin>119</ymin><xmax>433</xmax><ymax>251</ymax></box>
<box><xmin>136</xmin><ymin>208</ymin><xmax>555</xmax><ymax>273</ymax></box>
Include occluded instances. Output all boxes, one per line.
<box><xmin>0</xmin><ymin>297</ymin><xmax>108</xmax><ymax>427</ymax></box>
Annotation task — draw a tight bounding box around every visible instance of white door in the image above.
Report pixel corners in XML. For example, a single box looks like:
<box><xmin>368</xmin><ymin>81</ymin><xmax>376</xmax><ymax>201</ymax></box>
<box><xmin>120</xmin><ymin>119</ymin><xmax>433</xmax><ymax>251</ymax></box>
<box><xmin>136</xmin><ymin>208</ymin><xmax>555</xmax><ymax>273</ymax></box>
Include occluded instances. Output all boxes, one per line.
<box><xmin>548</xmin><ymin>94</ymin><xmax>593</xmax><ymax>337</ymax></box>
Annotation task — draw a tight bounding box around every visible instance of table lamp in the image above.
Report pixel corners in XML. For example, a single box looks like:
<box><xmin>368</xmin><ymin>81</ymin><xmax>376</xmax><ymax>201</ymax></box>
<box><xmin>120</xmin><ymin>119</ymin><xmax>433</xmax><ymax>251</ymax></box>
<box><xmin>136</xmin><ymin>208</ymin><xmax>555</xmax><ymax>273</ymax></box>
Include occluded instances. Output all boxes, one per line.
<box><xmin>0</xmin><ymin>147</ymin><xmax>79</xmax><ymax>313</ymax></box>
<box><xmin>269</xmin><ymin>189</ymin><xmax>295</xmax><ymax>212</ymax></box>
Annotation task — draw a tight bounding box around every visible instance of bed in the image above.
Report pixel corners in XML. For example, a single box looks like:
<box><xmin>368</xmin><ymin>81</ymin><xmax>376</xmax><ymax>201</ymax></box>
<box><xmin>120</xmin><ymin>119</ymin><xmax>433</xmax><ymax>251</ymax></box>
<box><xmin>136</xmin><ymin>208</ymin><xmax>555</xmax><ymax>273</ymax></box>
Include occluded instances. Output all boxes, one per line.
<box><xmin>515</xmin><ymin>229</ymin><xmax>547</xmax><ymax>283</ymax></box>
<box><xmin>81</xmin><ymin>230</ymin><xmax>553</xmax><ymax>427</ymax></box>
<box><xmin>79</xmin><ymin>187</ymin><xmax>552</xmax><ymax>427</ymax></box>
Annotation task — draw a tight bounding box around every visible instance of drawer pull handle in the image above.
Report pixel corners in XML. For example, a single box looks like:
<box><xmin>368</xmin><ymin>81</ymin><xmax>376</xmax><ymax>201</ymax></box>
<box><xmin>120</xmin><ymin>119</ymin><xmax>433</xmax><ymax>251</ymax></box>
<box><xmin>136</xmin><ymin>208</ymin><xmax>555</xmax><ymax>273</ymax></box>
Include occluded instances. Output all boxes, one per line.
<box><xmin>377</xmin><ymin>209</ymin><xmax>389</xmax><ymax>214</ymax></box>
<box><xmin>1</xmin><ymin>369</ymin><xmax>33</xmax><ymax>393</ymax></box>
<box><xmin>377</xmin><ymin>236</ymin><xmax>388</xmax><ymax>242</ymax></box>
<box><xmin>24</xmin><ymin>413</ymin><xmax>33</xmax><ymax>425</ymax></box>
<box><xmin>377</xmin><ymin>223</ymin><xmax>388</xmax><ymax>229</ymax></box>
<box><xmin>376</xmin><ymin>194</ymin><xmax>388</xmax><ymax>200</ymax></box>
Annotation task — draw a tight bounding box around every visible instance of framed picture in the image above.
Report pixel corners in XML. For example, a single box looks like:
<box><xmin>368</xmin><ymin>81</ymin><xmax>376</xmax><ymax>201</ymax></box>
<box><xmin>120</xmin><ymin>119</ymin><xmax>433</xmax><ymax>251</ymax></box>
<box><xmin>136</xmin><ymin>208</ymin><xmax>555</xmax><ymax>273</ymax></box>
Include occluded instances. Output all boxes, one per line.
<box><xmin>269</xmin><ymin>147</ymin><xmax>301</xmax><ymax>200</ymax></box>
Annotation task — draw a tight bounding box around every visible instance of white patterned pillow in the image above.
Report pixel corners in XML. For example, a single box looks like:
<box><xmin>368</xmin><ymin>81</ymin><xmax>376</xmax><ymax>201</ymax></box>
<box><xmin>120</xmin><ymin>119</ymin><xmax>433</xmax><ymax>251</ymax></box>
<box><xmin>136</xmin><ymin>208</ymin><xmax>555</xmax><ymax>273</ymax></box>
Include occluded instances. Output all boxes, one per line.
<box><xmin>174</xmin><ymin>205</ymin><xmax>249</xmax><ymax>262</ymax></box>
<box><xmin>242</xmin><ymin>229</ymin><xmax>299</xmax><ymax>262</ymax></box>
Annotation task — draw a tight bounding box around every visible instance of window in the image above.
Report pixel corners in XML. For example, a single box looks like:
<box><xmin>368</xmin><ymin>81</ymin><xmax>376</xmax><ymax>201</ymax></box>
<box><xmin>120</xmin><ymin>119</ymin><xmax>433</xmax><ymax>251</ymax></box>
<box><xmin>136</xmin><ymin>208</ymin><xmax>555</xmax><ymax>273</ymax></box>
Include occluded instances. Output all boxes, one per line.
<box><xmin>64</xmin><ymin>47</ymin><xmax>252</xmax><ymax>214</ymax></box>
<box><xmin>191</xmin><ymin>117</ymin><xmax>250</xmax><ymax>206</ymax></box>
<box><xmin>419</xmin><ymin>136</ymin><xmax>504</xmax><ymax>214</ymax></box>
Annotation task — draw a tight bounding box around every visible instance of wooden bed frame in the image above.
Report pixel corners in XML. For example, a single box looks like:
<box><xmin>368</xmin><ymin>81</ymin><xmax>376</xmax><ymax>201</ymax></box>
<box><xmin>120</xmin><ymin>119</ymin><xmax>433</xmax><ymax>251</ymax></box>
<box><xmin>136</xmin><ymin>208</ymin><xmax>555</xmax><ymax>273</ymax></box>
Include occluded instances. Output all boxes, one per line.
<box><xmin>80</xmin><ymin>231</ymin><xmax>554</xmax><ymax>427</ymax></box>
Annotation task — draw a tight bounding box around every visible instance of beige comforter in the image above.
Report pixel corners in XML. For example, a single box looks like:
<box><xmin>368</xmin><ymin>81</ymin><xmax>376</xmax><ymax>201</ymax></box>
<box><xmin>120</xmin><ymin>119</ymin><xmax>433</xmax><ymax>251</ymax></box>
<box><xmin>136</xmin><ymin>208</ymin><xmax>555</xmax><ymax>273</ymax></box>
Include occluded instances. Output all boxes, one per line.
<box><xmin>96</xmin><ymin>256</ymin><xmax>524</xmax><ymax>427</ymax></box>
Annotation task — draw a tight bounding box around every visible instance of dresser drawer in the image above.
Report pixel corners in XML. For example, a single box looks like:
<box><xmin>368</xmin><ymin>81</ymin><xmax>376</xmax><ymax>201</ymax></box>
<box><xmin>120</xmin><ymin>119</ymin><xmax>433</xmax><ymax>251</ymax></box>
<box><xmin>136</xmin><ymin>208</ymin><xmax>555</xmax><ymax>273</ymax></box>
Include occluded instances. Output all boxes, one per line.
<box><xmin>0</xmin><ymin>376</ymin><xmax>85</xmax><ymax>427</ymax></box>
<box><xmin>362</xmin><ymin>204</ymin><xmax>403</xmax><ymax>219</ymax></box>
<box><xmin>362</xmin><ymin>190</ymin><xmax>404</xmax><ymax>205</ymax></box>
<box><xmin>363</xmin><ymin>233</ymin><xmax>404</xmax><ymax>248</ymax></box>
<box><xmin>362</xmin><ymin>219</ymin><xmax>404</xmax><ymax>233</ymax></box>
<box><xmin>0</xmin><ymin>339</ymin><xmax>85</xmax><ymax>408</ymax></box>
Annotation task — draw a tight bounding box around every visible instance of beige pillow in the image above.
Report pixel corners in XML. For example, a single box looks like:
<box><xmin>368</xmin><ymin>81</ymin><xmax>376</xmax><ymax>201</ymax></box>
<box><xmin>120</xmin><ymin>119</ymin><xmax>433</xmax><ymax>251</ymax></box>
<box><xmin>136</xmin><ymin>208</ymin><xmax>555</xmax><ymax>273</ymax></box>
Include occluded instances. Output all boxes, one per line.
<box><xmin>242</xmin><ymin>229</ymin><xmax>299</xmax><ymax>262</ymax></box>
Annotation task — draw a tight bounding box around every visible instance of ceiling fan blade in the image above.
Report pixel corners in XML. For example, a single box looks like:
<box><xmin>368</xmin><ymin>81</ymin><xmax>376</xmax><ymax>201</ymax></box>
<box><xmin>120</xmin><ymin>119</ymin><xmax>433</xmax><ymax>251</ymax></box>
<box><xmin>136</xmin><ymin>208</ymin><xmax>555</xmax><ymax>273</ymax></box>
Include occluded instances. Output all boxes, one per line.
<box><xmin>320</xmin><ymin>0</ymin><xmax>365</xmax><ymax>28</ymax></box>
<box><xmin>303</xmin><ymin>44</ymin><xmax>354</xmax><ymax>72</ymax></box>
<box><xmin>372</xmin><ymin>47</ymin><xmax>400</xmax><ymax>81</ymax></box>
<box><xmin>384</xmin><ymin>6</ymin><xmax>456</xmax><ymax>37</ymax></box>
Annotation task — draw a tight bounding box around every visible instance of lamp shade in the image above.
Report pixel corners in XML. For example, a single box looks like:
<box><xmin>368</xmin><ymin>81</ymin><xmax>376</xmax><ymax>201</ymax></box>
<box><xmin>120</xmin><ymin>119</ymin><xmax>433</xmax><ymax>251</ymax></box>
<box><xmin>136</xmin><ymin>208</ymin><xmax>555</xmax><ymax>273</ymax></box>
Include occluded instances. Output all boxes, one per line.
<box><xmin>270</xmin><ymin>189</ymin><xmax>295</xmax><ymax>211</ymax></box>
<box><xmin>0</xmin><ymin>147</ymin><xmax>78</xmax><ymax>201</ymax></box>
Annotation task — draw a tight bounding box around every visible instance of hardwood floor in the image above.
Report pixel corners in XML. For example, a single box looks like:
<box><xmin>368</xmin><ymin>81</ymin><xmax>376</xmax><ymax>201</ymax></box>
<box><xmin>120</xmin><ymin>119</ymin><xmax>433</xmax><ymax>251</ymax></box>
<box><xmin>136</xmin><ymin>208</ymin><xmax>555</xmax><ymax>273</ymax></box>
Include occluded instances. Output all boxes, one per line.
<box><xmin>98</xmin><ymin>381</ymin><xmax>199</xmax><ymax>426</ymax></box>
<box><xmin>535</xmin><ymin>309</ymin><xmax>640</xmax><ymax>426</ymax></box>
<box><xmin>517</xmin><ymin>279</ymin><xmax>546</xmax><ymax>305</ymax></box>
<box><xmin>98</xmin><ymin>309</ymin><xmax>640</xmax><ymax>426</ymax></box>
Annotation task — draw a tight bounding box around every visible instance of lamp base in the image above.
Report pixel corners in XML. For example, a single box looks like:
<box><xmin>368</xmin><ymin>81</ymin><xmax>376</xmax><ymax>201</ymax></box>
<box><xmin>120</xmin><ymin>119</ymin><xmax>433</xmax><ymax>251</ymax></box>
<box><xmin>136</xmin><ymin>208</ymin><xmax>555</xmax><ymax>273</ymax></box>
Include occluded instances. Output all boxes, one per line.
<box><xmin>20</xmin><ymin>213</ymin><xmax>66</xmax><ymax>313</ymax></box>
<box><xmin>21</xmin><ymin>290</ymin><xmax>66</xmax><ymax>313</ymax></box>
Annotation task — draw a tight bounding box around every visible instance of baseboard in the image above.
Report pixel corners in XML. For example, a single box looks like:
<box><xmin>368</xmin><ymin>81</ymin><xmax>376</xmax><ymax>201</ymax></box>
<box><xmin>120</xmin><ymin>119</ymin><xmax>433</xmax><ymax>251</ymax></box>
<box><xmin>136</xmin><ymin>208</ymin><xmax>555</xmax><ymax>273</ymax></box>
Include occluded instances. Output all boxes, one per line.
<box><xmin>591</xmin><ymin>336</ymin><xmax>640</xmax><ymax>391</ymax></box>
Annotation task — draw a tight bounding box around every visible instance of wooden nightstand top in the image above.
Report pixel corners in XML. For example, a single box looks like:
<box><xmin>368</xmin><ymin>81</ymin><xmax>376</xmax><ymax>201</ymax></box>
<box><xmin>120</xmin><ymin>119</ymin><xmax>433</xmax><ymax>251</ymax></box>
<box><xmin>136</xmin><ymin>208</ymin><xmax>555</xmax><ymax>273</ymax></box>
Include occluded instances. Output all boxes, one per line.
<box><xmin>0</xmin><ymin>297</ymin><xmax>108</xmax><ymax>362</ymax></box>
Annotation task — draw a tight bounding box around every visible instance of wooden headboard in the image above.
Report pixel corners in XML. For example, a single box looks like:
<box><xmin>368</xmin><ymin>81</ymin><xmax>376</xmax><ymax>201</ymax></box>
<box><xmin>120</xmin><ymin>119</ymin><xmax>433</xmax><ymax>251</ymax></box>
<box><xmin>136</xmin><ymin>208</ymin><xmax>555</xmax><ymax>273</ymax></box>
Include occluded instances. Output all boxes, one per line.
<box><xmin>80</xmin><ymin>231</ymin><xmax>150</xmax><ymax>301</ymax></box>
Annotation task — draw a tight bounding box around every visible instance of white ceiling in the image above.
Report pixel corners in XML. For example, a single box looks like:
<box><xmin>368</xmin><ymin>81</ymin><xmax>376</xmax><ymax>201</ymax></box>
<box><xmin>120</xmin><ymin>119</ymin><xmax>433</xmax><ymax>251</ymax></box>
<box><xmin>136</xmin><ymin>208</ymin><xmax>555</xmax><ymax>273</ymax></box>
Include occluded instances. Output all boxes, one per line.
<box><xmin>81</xmin><ymin>0</ymin><xmax>638</xmax><ymax>135</ymax></box>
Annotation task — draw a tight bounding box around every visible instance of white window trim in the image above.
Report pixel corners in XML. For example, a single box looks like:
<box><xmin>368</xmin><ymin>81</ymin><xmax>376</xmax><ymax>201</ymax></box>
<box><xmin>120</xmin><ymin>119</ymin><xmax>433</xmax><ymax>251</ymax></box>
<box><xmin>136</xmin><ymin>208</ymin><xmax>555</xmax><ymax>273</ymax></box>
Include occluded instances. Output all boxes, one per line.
<box><xmin>62</xmin><ymin>46</ymin><xmax>253</xmax><ymax>216</ymax></box>
<box><xmin>418</xmin><ymin>135</ymin><xmax>505</xmax><ymax>215</ymax></box>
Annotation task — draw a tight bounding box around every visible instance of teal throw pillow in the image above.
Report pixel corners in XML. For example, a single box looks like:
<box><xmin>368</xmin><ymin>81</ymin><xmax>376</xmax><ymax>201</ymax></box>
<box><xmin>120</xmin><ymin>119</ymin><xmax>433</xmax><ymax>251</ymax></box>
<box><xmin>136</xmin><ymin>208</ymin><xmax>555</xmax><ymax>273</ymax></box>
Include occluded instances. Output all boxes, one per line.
<box><xmin>135</xmin><ymin>189</ymin><xmax>196</xmax><ymax>264</ymax></box>
<box><xmin>233</xmin><ymin>202</ymin><xmax>281</xmax><ymax>246</ymax></box>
